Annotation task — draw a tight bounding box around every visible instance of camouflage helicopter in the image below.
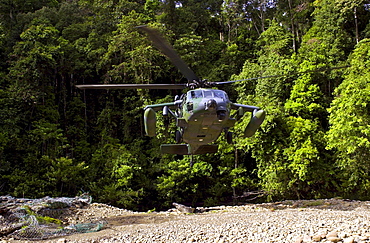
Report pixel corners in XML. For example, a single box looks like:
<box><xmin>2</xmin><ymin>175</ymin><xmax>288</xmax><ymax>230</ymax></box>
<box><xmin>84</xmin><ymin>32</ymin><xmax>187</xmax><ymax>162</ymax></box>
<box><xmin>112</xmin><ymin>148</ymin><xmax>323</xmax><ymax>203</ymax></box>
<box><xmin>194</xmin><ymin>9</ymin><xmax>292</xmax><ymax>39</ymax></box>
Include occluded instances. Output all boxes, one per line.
<box><xmin>76</xmin><ymin>26</ymin><xmax>265</xmax><ymax>157</ymax></box>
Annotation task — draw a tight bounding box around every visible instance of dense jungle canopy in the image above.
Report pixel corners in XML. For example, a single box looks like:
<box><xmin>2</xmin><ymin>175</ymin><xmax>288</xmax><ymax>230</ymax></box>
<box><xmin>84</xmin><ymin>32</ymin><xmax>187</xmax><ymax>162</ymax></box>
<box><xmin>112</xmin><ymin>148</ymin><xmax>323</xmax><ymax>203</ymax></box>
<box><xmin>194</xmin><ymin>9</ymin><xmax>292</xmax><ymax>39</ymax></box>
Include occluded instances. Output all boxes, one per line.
<box><xmin>1</xmin><ymin>0</ymin><xmax>370</xmax><ymax>211</ymax></box>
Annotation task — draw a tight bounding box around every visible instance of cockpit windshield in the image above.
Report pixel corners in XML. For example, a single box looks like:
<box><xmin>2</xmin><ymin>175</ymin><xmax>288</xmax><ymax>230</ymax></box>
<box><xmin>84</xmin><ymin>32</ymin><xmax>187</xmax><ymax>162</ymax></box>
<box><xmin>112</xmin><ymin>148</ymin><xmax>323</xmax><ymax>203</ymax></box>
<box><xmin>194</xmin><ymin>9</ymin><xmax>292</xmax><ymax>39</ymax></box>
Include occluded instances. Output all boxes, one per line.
<box><xmin>187</xmin><ymin>89</ymin><xmax>228</xmax><ymax>100</ymax></box>
<box><xmin>203</xmin><ymin>90</ymin><xmax>213</xmax><ymax>97</ymax></box>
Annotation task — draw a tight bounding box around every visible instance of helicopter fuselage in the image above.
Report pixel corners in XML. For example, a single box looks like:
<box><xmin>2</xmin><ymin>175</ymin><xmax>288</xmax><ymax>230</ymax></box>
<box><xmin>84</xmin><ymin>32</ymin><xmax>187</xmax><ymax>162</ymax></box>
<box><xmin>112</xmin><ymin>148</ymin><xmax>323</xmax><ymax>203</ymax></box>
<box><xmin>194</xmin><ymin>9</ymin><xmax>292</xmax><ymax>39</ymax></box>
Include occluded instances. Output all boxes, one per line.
<box><xmin>179</xmin><ymin>89</ymin><xmax>235</xmax><ymax>147</ymax></box>
<box><xmin>144</xmin><ymin>87</ymin><xmax>264</xmax><ymax>155</ymax></box>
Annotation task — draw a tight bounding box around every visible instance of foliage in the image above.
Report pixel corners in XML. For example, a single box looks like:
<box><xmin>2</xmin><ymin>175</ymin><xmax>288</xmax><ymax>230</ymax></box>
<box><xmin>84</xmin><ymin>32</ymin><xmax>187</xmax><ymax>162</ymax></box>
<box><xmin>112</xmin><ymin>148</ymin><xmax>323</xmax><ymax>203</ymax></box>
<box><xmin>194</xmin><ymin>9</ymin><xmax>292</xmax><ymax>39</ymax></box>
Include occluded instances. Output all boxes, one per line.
<box><xmin>157</xmin><ymin>157</ymin><xmax>212</xmax><ymax>207</ymax></box>
<box><xmin>0</xmin><ymin>0</ymin><xmax>370</xmax><ymax>210</ymax></box>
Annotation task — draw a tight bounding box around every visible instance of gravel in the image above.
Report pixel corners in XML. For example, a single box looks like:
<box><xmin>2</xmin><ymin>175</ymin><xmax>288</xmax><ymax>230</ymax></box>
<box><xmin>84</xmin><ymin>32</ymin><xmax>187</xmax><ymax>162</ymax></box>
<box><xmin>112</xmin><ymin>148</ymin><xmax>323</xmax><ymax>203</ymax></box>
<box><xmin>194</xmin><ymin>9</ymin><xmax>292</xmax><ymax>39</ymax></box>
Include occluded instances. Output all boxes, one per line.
<box><xmin>3</xmin><ymin>199</ymin><xmax>370</xmax><ymax>243</ymax></box>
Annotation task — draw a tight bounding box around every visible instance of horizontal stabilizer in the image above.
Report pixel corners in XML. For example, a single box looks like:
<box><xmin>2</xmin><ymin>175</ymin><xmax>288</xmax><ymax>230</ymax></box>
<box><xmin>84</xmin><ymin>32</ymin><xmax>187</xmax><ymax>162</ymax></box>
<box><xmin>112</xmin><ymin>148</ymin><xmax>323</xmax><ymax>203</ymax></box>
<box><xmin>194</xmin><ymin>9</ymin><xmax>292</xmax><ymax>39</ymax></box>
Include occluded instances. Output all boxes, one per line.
<box><xmin>161</xmin><ymin>144</ymin><xmax>189</xmax><ymax>155</ymax></box>
<box><xmin>194</xmin><ymin>145</ymin><xmax>218</xmax><ymax>154</ymax></box>
<box><xmin>160</xmin><ymin>144</ymin><xmax>218</xmax><ymax>155</ymax></box>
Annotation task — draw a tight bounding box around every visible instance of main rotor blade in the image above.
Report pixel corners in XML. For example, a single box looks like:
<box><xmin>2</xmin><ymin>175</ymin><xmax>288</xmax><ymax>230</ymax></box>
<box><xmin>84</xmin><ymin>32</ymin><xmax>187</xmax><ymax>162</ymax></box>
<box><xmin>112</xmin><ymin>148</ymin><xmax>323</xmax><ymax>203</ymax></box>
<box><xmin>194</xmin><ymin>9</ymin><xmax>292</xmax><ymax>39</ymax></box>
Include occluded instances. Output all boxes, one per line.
<box><xmin>213</xmin><ymin>65</ymin><xmax>350</xmax><ymax>85</ymax></box>
<box><xmin>76</xmin><ymin>83</ymin><xmax>187</xmax><ymax>90</ymax></box>
<box><xmin>136</xmin><ymin>25</ymin><xmax>199</xmax><ymax>82</ymax></box>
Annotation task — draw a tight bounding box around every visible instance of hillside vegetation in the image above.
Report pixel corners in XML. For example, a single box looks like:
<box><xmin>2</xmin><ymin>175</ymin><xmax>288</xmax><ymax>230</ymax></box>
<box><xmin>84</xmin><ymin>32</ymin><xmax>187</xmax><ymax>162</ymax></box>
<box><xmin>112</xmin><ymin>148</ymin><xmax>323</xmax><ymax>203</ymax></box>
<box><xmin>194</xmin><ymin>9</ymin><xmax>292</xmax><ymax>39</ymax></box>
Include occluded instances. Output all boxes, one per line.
<box><xmin>1</xmin><ymin>0</ymin><xmax>370</xmax><ymax>211</ymax></box>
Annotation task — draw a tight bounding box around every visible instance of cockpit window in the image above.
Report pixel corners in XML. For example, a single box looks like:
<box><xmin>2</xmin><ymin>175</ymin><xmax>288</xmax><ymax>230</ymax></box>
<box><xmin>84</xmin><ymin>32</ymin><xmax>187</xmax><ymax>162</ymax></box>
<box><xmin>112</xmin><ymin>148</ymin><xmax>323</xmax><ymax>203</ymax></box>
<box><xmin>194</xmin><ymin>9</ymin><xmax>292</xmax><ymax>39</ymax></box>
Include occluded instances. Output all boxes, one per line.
<box><xmin>190</xmin><ymin>90</ymin><xmax>202</xmax><ymax>98</ymax></box>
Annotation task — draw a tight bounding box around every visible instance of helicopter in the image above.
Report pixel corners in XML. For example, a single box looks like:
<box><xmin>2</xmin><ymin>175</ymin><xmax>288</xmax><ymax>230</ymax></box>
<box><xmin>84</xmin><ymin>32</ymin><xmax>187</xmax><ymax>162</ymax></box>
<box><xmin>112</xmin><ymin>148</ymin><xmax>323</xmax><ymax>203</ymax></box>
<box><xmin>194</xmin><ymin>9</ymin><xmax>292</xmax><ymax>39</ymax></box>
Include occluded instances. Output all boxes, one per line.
<box><xmin>76</xmin><ymin>25</ymin><xmax>266</xmax><ymax>156</ymax></box>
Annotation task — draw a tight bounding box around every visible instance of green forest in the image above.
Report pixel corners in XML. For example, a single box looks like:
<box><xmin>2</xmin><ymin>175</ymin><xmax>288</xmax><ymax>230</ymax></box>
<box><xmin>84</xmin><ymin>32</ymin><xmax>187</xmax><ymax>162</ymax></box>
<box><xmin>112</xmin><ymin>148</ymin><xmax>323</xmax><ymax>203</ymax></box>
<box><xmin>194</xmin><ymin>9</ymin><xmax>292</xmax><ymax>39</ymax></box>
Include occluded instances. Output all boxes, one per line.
<box><xmin>1</xmin><ymin>0</ymin><xmax>370</xmax><ymax>211</ymax></box>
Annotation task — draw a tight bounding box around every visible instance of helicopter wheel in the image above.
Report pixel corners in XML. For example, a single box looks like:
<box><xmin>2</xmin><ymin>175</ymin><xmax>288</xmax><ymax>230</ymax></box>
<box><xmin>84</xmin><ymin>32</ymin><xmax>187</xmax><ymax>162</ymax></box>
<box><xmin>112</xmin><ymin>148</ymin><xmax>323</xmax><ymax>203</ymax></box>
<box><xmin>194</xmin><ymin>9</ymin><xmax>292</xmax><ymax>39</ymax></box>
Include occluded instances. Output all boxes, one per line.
<box><xmin>175</xmin><ymin>130</ymin><xmax>182</xmax><ymax>144</ymax></box>
<box><xmin>226</xmin><ymin>131</ymin><xmax>233</xmax><ymax>144</ymax></box>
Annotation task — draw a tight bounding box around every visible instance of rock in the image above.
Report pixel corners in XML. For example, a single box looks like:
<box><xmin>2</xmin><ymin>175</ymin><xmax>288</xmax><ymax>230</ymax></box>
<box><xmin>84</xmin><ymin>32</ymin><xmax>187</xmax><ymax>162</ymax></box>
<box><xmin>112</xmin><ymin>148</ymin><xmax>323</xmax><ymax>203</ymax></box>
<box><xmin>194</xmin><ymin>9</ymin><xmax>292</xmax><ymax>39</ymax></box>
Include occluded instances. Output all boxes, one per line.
<box><xmin>327</xmin><ymin>236</ymin><xmax>342</xmax><ymax>242</ymax></box>
<box><xmin>172</xmin><ymin>202</ymin><xmax>195</xmax><ymax>213</ymax></box>
<box><xmin>312</xmin><ymin>234</ymin><xmax>323</xmax><ymax>242</ymax></box>
<box><xmin>294</xmin><ymin>236</ymin><xmax>303</xmax><ymax>243</ymax></box>
<box><xmin>303</xmin><ymin>235</ymin><xmax>311</xmax><ymax>242</ymax></box>
<box><xmin>327</xmin><ymin>231</ymin><xmax>338</xmax><ymax>238</ymax></box>
<box><xmin>3</xmin><ymin>197</ymin><xmax>370</xmax><ymax>242</ymax></box>
<box><xmin>359</xmin><ymin>235</ymin><xmax>369</xmax><ymax>241</ymax></box>
<box><xmin>343</xmin><ymin>237</ymin><xmax>355</xmax><ymax>243</ymax></box>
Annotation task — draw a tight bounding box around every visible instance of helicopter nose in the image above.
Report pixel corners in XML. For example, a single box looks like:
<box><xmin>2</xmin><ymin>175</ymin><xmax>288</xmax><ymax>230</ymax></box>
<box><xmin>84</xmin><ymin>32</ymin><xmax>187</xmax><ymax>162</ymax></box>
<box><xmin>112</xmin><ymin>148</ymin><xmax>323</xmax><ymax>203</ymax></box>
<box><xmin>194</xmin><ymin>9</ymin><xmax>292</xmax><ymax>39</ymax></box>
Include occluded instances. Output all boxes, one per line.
<box><xmin>205</xmin><ymin>99</ymin><xmax>217</xmax><ymax>110</ymax></box>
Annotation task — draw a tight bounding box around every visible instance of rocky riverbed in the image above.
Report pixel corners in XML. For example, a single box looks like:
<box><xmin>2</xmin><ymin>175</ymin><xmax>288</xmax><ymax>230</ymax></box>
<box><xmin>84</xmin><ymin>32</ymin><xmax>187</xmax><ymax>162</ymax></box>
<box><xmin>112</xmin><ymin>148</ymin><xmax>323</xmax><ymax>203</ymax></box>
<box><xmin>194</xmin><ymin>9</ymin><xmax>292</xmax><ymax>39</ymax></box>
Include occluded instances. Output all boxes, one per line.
<box><xmin>2</xmin><ymin>198</ymin><xmax>370</xmax><ymax>243</ymax></box>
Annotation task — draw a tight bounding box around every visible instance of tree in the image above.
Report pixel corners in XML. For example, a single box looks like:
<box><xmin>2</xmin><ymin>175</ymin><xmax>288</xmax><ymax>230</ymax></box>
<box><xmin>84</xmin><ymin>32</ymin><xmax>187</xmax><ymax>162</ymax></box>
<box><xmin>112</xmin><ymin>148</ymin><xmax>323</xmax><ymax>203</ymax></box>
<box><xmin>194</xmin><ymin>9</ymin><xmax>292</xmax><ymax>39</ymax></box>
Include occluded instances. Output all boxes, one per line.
<box><xmin>326</xmin><ymin>38</ymin><xmax>370</xmax><ymax>199</ymax></box>
<box><xmin>276</xmin><ymin>0</ymin><xmax>315</xmax><ymax>52</ymax></box>
<box><xmin>335</xmin><ymin>0</ymin><xmax>370</xmax><ymax>43</ymax></box>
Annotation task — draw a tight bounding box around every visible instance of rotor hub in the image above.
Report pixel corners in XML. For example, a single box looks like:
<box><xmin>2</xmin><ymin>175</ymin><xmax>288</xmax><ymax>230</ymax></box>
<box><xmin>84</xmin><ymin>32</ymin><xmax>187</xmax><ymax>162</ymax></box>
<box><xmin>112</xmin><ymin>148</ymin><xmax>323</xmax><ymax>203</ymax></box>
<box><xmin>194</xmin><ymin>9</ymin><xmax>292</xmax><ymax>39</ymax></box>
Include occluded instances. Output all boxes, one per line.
<box><xmin>187</xmin><ymin>79</ymin><xmax>215</xmax><ymax>89</ymax></box>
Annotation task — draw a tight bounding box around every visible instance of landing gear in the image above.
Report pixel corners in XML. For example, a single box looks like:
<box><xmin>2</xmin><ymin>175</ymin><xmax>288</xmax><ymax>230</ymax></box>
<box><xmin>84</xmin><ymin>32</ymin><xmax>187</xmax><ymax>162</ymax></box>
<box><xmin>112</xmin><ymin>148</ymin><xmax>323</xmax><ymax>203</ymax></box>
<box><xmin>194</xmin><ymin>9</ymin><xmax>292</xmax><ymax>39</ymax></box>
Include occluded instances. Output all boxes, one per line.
<box><xmin>175</xmin><ymin>130</ymin><xmax>182</xmax><ymax>144</ymax></box>
<box><xmin>226</xmin><ymin>131</ymin><xmax>233</xmax><ymax>144</ymax></box>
